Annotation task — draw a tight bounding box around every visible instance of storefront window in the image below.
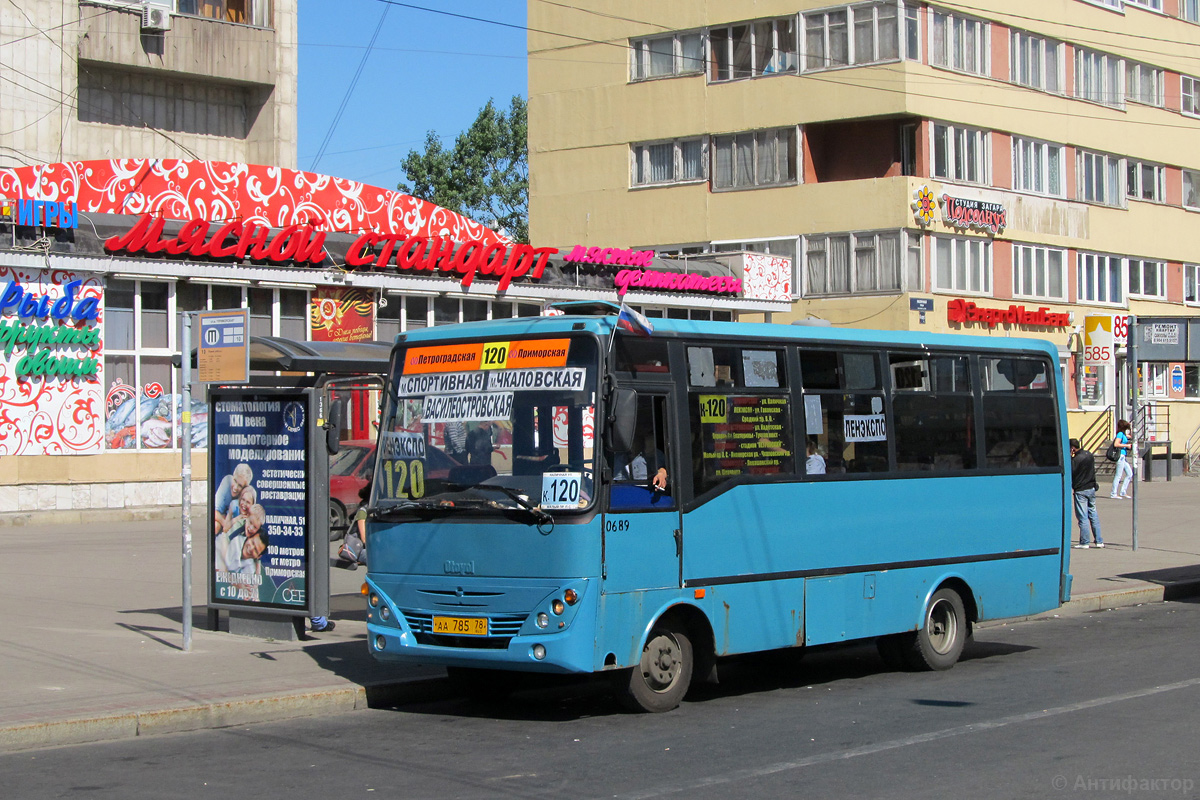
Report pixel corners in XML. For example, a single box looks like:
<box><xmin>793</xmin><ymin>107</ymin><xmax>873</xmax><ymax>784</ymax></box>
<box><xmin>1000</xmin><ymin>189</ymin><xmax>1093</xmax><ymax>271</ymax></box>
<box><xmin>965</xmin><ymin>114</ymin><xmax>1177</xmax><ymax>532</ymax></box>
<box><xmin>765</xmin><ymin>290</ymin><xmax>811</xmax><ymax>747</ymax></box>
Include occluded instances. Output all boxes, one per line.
<box><xmin>463</xmin><ymin>299</ymin><xmax>488</xmax><ymax>322</ymax></box>
<box><xmin>248</xmin><ymin>288</ymin><xmax>272</xmax><ymax>338</ymax></box>
<box><xmin>434</xmin><ymin>296</ymin><xmax>459</xmax><ymax>325</ymax></box>
<box><xmin>1080</xmin><ymin>364</ymin><xmax>1108</xmax><ymax>407</ymax></box>
<box><xmin>140</xmin><ymin>282</ymin><xmax>169</xmax><ymax>349</ymax></box>
<box><xmin>105</xmin><ymin>280</ymin><xmax>135</xmax><ymax>350</ymax></box>
<box><xmin>406</xmin><ymin>296</ymin><xmax>429</xmax><ymax>329</ymax></box>
<box><xmin>279</xmin><ymin>290</ymin><xmax>307</xmax><ymax>340</ymax></box>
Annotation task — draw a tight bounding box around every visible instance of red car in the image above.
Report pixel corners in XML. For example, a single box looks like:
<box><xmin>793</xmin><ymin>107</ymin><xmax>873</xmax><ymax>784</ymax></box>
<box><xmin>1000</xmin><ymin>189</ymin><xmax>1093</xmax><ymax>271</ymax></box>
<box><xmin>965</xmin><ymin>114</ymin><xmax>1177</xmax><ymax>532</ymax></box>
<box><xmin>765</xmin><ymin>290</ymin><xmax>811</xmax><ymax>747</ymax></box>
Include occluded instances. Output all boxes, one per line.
<box><xmin>328</xmin><ymin>439</ymin><xmax>460</xmax><ymax>539</ymax></box>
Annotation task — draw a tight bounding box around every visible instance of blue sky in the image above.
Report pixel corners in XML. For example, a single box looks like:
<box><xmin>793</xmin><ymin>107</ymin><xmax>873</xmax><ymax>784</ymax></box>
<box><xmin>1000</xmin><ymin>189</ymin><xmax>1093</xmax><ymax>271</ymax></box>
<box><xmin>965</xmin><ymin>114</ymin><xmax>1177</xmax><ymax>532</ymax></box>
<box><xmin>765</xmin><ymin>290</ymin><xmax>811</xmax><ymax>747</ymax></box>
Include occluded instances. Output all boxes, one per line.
<box><xmin>297</xmin><ymin>0</ymin><xmax>528</xmax><ymax>191</ymax></box>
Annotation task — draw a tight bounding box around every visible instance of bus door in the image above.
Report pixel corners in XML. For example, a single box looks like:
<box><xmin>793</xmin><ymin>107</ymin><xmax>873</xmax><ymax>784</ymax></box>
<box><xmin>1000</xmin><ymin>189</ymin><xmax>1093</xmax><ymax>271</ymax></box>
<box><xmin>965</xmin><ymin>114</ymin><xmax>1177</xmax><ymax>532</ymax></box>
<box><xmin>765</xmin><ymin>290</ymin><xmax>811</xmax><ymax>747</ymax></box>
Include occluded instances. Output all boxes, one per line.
<box><xmin>602</xmin><ymin>391</ymin><xmax>681</xmax><ymax>593</ymax></box>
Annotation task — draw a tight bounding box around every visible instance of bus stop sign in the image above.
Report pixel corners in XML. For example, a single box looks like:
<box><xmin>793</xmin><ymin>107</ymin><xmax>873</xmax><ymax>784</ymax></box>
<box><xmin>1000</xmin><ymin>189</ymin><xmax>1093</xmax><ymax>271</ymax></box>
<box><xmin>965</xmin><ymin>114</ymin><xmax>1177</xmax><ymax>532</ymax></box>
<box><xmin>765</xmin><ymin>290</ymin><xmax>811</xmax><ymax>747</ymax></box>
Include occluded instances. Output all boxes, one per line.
<box><xmin>197</xmin><ymin>309</ymin><xmax>249</xmax><ymax>384</ymax></box>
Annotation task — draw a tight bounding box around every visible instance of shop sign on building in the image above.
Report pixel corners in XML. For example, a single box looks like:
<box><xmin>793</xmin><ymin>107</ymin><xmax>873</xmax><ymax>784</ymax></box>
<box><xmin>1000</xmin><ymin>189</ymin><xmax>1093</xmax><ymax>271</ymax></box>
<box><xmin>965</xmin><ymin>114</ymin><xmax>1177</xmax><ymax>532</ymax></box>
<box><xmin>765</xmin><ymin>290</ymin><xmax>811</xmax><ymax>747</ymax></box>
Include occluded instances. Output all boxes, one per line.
<box><xmin>947</xmin><ymin>299</ymin><xmax>1070</xmax><ymax>329</ymax></box>
<box><xmin>0</xmin><ymin>267</ymin><xmax>103</xmax><ymax>456</ymax></box>
<box><xmin>911</xmin><ymin>186</ymin><xmax>1006</xmax><ymax>234</ymax></box>
<box><xmin>740</xmin><ymin>253</ymin><xmax>791</xmax><ymax>301</ymax></box>
<box><xmin>1084</xmin><ymin>315</ymin><xmax>1116</xmax><ymax>366</ymax></box>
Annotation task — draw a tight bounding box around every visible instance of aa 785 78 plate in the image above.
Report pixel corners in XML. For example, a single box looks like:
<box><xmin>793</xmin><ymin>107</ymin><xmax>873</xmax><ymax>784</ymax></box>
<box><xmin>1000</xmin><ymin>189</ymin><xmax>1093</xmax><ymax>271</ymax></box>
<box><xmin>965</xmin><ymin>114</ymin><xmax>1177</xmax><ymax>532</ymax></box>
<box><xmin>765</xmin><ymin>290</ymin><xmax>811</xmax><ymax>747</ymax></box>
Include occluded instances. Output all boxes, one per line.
<box><xmin>432</xmin><ymin>615</ymin><xmax>488</xmax><ymax>636</ymax></box>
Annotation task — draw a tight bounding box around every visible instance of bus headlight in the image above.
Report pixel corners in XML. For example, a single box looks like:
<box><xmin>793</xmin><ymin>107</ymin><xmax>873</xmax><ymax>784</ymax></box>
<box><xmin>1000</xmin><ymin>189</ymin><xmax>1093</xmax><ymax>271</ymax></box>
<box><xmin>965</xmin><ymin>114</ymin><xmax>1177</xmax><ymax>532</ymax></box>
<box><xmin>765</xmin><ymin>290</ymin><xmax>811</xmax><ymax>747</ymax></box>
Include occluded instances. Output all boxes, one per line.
<box><xmin>369</xmin><ymin>593</ymin><xmax>380</xmax><ymax>608</ymax></box>
<box><xmin>380</xmin><ymin>606</ymin><xmax>391</xmax><ymax>621</ymax></box>
<box><xmin>532</xmin><ymin>644</ymin><xmax>546</xmax><ymax>660</ymax></box>
<box><xmin>536</xmin><ymin>612</ymin><xmax>550</xmax><ymax>628</ymax></box>
<box><xmin>552</xmin><ymin>599</ymin><xmax>565</xmax><ymax>615</ymax></box>
<box><xmin>564</xmin><ymin>589</ymin><xmax>579</xmax><ymax>605</ymax></box>
<box><xmin>374</xmin><ymin>635</ymin><xmax>386</xmax><ymax>651</ymax></box>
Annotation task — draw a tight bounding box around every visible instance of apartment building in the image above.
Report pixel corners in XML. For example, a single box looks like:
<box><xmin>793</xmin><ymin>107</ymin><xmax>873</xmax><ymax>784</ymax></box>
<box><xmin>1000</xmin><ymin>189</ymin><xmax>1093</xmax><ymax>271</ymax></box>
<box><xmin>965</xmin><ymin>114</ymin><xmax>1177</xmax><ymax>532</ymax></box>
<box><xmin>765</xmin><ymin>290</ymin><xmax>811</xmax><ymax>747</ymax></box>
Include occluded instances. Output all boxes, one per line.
<box><xmin>528</xmin><ymin>0</ymin><xmax>1200</xmax><ymax>455</ymax></box>
<box><xmin>0</xmin><ymin>0</ymin><xmax>296</xmax><ymax>167</ymax></box>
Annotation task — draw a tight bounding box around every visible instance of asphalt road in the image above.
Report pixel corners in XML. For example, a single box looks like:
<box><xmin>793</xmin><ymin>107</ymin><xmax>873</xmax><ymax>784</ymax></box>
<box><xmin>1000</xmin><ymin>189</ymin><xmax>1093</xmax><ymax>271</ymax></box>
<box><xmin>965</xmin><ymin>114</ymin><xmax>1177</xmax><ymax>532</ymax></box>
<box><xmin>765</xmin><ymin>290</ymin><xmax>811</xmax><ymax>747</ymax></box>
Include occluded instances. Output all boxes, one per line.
<box><xmin>6</xmin><ymin>600</ymin><xmax>1200</xmax><ymax>800</ymax></box>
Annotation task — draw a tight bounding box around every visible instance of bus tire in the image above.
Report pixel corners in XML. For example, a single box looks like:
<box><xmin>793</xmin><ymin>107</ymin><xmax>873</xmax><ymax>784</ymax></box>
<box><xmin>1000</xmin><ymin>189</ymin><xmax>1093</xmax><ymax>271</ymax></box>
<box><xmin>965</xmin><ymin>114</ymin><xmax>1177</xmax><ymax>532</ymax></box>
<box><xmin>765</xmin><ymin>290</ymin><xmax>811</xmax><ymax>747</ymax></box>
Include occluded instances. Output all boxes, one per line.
<box><xmin>907</xmin><ymin>588</ymin><xmax>967</xmax><ymax>671</ymax></box>
<box><xmin>616</xmin><ymin>623</ymin><xmax>693</xmax><ymax>713</ymax></box>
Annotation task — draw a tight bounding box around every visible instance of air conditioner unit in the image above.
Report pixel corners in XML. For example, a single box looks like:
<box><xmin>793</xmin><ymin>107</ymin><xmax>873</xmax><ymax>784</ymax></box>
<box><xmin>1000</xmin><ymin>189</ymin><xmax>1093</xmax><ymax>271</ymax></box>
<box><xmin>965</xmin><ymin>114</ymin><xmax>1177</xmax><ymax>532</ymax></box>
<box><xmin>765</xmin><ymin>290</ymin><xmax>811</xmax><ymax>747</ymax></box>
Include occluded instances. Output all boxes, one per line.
<box><xmin>142</xmin><ymin>5</ymin><xmax>172</xmax><ymax>32</ymax></box>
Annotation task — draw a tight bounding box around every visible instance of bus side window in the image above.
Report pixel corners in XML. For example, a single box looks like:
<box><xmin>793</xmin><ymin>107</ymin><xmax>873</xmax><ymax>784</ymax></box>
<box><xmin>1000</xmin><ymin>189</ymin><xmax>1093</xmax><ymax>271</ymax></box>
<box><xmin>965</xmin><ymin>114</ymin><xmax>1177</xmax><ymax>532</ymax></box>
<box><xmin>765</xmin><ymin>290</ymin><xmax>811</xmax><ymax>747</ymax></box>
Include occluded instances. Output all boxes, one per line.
<box><xmin>611</xmin><ymin>394</ymin><xmax>675</xmax><ymax>511</ymax></box>
<box><xmin>981</xmin><ymin>357</ymin><xmax>1061</xmax><ymax>469</ymax></box>
<box><xmin>890</xmin><ymin>354</ymin><xmax>976</xmax><ymax>472</ymax></box>
<box><xmin>800</xmin><ymin>350</ymin><xmax>887</xmax><ymax>476</ymax></box>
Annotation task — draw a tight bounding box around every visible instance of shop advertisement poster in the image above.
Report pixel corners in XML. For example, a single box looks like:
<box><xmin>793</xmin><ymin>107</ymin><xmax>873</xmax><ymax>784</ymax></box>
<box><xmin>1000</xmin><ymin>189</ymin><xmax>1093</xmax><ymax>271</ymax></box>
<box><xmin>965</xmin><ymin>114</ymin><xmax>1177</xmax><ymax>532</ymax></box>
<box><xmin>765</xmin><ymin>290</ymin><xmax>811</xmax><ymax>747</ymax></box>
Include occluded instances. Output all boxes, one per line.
<box><xmin>310</xmin><ymin>287</ymin><xmax>375</xmax><ymax>342</ymax></box>
<box><xmin>210</xmin><ymin>393</ymin><xmax>310</xmax><ymax>611</ymax></box>
<box><xmin>0</xmin><ymin>266</ymin><xmax>104</xmax><ymax>456</ymax></box>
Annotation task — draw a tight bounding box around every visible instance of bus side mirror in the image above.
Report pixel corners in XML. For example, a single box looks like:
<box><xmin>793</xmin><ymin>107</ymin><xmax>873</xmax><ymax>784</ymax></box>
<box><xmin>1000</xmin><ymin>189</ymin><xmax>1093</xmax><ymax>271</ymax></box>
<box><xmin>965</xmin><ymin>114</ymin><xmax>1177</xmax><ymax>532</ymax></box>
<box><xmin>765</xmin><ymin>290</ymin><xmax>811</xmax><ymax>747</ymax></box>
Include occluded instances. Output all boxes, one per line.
<box><xmin>325</xmin><ymin>399</ymin><xmax>345</xmax><ymax>455</ymax></box>
<box><xmin>608</xmin><ymin>388</ymin><xmax>638</xmax><ymax>453</ymax></box>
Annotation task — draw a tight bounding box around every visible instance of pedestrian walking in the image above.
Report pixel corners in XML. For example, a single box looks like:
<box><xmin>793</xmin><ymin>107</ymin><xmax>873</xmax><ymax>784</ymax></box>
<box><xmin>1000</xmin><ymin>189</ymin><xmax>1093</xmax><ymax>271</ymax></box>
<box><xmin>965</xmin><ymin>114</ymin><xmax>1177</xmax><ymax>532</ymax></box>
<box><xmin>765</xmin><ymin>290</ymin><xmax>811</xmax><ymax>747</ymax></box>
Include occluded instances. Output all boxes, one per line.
<box><xmin>1070</xmin><ymin>439</ymin><xmax>1103</xmax><ymax>549</ymax></box>
<box><xmin>1109</xmin><ymin>419</ymin><xmax>1134</xmax><ymax>499</ymax></box>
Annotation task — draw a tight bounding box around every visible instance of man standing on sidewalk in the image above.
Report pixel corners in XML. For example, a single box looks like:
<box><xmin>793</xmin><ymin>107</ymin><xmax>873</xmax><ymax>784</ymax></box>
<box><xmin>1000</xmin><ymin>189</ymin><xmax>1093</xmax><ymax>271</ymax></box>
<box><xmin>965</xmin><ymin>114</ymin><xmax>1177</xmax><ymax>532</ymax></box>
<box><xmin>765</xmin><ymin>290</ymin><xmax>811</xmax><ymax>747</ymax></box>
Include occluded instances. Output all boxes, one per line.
<box><xmin>1070</xmin><ymin>439</ymin><xmax>1104</xmax><ymax>549</ymax></box>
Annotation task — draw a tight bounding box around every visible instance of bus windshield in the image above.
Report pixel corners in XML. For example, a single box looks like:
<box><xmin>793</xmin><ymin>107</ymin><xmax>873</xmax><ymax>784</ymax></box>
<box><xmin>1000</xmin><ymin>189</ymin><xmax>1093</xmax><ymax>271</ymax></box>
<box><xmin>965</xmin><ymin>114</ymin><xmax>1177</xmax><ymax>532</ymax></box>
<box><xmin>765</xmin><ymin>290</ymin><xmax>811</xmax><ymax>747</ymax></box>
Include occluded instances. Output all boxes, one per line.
<box><xmin>373</xmin><ymin>334</ymin><xmax>598</xmax><ymax>519</ymax></box>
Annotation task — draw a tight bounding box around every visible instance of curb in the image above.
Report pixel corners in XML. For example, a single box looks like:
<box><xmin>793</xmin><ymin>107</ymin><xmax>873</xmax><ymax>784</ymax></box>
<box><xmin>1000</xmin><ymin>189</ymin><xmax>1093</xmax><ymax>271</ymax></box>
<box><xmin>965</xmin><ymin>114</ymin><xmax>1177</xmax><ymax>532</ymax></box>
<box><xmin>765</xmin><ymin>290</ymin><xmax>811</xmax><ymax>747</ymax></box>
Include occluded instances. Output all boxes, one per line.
<box><xmin>0</xmin><ymin>678</ymin><xmax>451</xmax><ymax>754</ymax></box>
<box><xmin>0</xmin><ymin>506</ymin><xmax>191</xmax><ymax>528</ymax></box>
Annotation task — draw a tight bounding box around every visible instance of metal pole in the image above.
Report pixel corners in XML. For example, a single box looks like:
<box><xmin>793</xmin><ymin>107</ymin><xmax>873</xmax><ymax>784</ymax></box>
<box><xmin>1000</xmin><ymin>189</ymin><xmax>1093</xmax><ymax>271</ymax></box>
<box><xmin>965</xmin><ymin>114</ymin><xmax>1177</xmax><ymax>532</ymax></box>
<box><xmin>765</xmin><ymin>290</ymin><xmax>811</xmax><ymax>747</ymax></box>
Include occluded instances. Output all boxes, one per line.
<box><xmin>182</xmin><ymin>312</ymin><xmax>193</xmax><ymax>651</ymax></box>
<box><xmin>1128</xmin><ymin>314</ymin><xmax>1138</xmax><ymax>552</ymax></box>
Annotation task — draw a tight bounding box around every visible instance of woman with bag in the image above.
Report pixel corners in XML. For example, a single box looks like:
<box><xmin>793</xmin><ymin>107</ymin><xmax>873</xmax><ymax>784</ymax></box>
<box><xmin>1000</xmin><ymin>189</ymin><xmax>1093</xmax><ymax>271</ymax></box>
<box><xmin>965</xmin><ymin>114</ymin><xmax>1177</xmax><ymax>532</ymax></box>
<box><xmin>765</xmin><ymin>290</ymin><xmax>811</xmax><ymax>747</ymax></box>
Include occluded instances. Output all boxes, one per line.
<box><xmin>1109</xmin><ymin>419</ymin><xmax>1134</xmax><ymax>499</ymax></box>
<box><xmin>338</xmin><ymin>482</ymin><xmax>370</xmax><ymax>569</ymax></box>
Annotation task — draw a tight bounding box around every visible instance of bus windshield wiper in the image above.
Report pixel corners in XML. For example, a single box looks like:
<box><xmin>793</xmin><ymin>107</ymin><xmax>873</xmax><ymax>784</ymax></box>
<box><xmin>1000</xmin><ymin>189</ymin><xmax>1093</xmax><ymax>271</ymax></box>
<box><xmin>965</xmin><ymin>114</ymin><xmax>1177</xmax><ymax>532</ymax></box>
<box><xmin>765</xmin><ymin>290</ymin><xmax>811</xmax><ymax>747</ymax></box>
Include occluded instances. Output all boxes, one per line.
<box><xmin>453</xmin><ymin>483</ymin><xmax>554</xmax><ymax>527</ymax></box>
<box><xmin>369</xmin><ymin>500</ymin><xmax>460</xmax><ymax>520</ymax></box>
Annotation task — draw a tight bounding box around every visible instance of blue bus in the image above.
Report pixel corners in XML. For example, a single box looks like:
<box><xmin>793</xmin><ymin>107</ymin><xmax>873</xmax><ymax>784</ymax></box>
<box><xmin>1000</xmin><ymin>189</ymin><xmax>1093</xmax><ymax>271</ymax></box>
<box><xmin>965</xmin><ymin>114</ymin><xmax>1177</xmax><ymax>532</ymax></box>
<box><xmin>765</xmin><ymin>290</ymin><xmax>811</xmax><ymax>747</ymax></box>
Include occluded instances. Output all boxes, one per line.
<box><xmin>364</xmin><ymin>305</ymin><xmax>1071</xmax><ymax>711</ymax></box>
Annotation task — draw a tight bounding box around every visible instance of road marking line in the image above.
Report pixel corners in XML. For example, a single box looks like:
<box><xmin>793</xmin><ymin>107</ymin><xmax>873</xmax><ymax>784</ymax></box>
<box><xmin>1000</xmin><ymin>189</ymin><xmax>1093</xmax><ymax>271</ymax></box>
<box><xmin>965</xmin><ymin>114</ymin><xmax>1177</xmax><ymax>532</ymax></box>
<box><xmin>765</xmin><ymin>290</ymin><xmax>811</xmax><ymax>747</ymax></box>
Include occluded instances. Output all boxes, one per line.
<box><xmin>619</xmin><ymin>676</ymin><xmax>1200</xmax><ymax>799</ymax></box>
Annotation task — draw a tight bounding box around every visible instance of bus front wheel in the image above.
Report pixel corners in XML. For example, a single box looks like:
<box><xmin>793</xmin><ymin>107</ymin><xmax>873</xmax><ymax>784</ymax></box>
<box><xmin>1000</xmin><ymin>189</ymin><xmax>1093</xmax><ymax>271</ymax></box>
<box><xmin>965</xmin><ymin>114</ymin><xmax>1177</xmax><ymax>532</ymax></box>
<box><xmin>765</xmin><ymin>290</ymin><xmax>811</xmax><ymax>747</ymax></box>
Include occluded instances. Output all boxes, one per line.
<box><xmin>909</xmin><ymin>588</ymin><xmax>967</xmax><ymax>671</ymax></box>
<box><xmin>616</xmin><ymin>623</ymin><xmax>693</xmax><ymax>713</ymax></box>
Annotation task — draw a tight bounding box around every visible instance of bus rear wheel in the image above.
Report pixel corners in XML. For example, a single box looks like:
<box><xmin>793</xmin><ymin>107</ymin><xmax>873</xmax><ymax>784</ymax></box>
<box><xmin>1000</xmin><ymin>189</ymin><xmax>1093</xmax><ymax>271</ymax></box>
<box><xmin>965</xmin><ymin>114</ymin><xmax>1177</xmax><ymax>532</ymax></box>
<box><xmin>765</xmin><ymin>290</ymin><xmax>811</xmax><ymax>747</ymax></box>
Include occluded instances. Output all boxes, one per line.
<box><xmin>616</xmin><ymin>623</ymin><xmax>693</xmax><ymax>713</ymax></box>
<box><xmin>908</xmin><ymin>588</ymin><xmax>967</xmax><ymax>671</ymax></box>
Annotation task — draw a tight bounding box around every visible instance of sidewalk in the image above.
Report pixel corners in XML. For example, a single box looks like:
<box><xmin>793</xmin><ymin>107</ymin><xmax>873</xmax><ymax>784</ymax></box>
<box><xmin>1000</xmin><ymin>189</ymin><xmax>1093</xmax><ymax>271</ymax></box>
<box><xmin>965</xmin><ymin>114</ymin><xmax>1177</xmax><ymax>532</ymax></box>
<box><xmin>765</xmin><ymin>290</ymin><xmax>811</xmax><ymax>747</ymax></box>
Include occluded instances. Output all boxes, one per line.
<box><xmin>1</xmin><ymin>477</ymin><xmax>1198</xmax><ymax>753</ymax></box>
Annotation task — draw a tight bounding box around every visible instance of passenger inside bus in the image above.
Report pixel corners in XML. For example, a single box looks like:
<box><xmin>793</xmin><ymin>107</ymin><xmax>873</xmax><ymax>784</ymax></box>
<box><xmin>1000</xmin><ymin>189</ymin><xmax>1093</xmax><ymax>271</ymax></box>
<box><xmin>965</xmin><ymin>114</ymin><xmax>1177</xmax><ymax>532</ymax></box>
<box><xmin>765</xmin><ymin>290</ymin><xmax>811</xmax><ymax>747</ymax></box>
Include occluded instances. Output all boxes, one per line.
<box><xmin>610</xmin><ymin>397</ymin><xmax>673</xmax><ymax>510</ymax></box>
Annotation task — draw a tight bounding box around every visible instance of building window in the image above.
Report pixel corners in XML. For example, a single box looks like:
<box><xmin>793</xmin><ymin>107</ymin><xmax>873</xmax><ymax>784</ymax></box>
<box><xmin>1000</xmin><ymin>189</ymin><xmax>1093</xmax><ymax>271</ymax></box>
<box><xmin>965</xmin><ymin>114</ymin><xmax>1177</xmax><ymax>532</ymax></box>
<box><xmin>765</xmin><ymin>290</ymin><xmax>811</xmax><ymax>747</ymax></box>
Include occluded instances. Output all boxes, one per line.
<box><xmin>176</xmin><ymin>0</ymin><xmax>271</xmax><ymax>26</ymax></box>
<box><xmin>1077</xmin><ymin>150</ymin><xmax>1124</xmax><ymax>207</ymax></box>
<box><xmin>930</xmin><ymin>11</ymin><xmax>988</xmax><ymax>75</ymax></box>
<box><xmin>1127</xmin><ymin>258</ymin><xmax>1166</xmax><ymax>299</ymax></box>
<box><xmin>805</xmin><ymin>231</ymin><xmax>906</xmax><ymax>296</ymax></box>
<box><xmin>933</xmin><ymin>236</ymin><xmax>991</xmax><ymax>294</ymax></box>
<box><xmin>1010</xmin><ymin>31</ymin><xmax>1061</xmax><ymax>93</ymax></box>
<box><xmin>1077</xmin><ymin>252</ymin><xmax>1124</xmax><ymax>305</ymax></box>
<box><xmin>712</xmin><ymin>128</ymin><xmax>797</xmax><ymax>190</ymax></box>
<box><xmin>803</xmin><ymin>9</ymin><xmax>849</xmax><ymax>70</ymax></box>
<box><xmin>631</xmin><ymin>138</ymin><xmax>706</xmax><ymax>186</ymax></box>
<box><xmin>1184</xmin><ymin>0</ymin><xmax>1200</xmax><ymax>22</ymax></box>
<box><xmin>1084</xmin><ymin>0</ymin><xmax>1123</xmax><ymax>8</ymax></box>
<box><xmin>1185</xmin><ymin>264</ymin><xmax>1200</xmax><ymax>304</ymax></box>
<box><xmin>903</xmin><ymin>4</ymin><xmax>919</xmax><ymax>60</ymax></box>
<box><xmin>1127</xmin><ymin>0</ymin><xmax>1163</xmax><ymax>10</ymax></box>
<box><xmin>1126</xmin><ymin>160</ymin><xmax>1165</xmax><ymax>203</ymax></box>
<box><xmin>1013</xmin><ymin>245</ymin><xmax>1066</xmax><ymax>300</ymax></box>
<box><xmin>1075</xmin><ymin>49</ymin><xmax>1123</xmax><ymax>108</ymax></box>
<box><xmin>1012</xmin><ymin>138</ymin><xmax>1064</xmax><ymax>196</ymax></box>
<box><xmin>932</xmin><ymin>123</ymin><xmax>988</xmax><ymax>184</ymax></box>
<box><xmin>710</xmin><ymin>17</ymin><xmax>797</xmax><ymax>81</ymax></box>
<box><xmin>1184</xmin><ymin>171</ymin><xmax>1200</xmax><ymax>210</ymax></box>
<box><xmin>1183</xmin><ymin>76</ymin><xmax>1200</xmax><ymax>117</ymax></box>
<box><xmin>1125</xmin><ymin>62</ymin><xmax>1164</xmax><ymax>107</ymax></box>
<box><xmin>78</xmin><ymin>66</ymin><xmax>254</xmax><ymax>139</ymax></box>
<box><xmin>631</xmin><ymin>31</ymin><xmax>705</xmax><ymax>80</ymax></box>
<box><xmin>851</xmin><ymin>2</ymin><xmax>899</xmax><ymax>64</ymax></box>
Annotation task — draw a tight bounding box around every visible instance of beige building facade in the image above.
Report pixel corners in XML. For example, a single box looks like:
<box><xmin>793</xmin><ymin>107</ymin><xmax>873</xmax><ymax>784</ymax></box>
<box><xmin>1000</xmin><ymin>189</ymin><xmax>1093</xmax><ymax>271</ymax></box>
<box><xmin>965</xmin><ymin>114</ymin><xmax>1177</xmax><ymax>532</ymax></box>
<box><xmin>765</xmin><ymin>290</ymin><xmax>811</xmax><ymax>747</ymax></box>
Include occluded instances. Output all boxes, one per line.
<box><xmin>1</xmin><ymin>0</ymin><xmax>296</xmax><ymax>168</ymax></box>
<box><xmin>528</xmin><ymin>0</ymin><xmax>1200</xmax><ymax>466</ymax></box>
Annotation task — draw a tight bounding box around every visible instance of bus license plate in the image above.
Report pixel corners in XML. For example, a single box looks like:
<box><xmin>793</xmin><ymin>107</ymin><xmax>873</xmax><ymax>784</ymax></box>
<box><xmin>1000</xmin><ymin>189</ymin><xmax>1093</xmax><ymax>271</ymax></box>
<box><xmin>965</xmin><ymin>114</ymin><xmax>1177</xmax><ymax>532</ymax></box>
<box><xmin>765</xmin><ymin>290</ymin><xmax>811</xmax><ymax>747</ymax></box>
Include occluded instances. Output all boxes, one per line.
<box><xmin>432</xmin><ymin>616</ymin><xmax>488</xmax><ymax>636</ymax></box>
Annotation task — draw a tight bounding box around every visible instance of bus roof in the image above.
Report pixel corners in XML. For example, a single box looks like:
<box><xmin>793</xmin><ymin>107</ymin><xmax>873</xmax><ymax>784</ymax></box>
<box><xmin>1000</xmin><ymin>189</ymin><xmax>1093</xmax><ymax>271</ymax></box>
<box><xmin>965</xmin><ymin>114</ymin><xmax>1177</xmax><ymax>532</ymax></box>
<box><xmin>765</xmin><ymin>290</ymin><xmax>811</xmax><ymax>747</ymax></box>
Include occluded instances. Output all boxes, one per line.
<box><xmin>398</xmin><ymin>313</ymin><xmax>1059</xmax><ymax>359</ymax></box>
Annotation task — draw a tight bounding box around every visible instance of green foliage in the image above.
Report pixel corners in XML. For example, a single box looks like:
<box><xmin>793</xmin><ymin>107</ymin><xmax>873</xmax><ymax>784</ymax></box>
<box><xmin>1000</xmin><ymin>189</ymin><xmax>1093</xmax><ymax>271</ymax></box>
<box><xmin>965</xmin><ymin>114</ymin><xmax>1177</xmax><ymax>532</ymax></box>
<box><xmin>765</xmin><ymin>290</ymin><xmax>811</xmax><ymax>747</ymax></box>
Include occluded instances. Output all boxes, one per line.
<box><xmin>399</xmin><ymin>96</ymin><xmax>529</xmax><ymax>244</ymax></box>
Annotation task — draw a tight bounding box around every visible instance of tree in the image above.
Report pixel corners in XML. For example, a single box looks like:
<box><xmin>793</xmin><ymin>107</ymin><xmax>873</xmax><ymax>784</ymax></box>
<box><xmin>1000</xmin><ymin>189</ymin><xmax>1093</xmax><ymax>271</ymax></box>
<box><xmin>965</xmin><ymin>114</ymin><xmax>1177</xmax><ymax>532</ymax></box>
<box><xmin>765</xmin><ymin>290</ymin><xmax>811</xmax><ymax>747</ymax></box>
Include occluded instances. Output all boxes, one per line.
<box><xmin>399</xmin><ymin>96</ymin><xmax>528</xmax><ymax>243</ymax></box>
